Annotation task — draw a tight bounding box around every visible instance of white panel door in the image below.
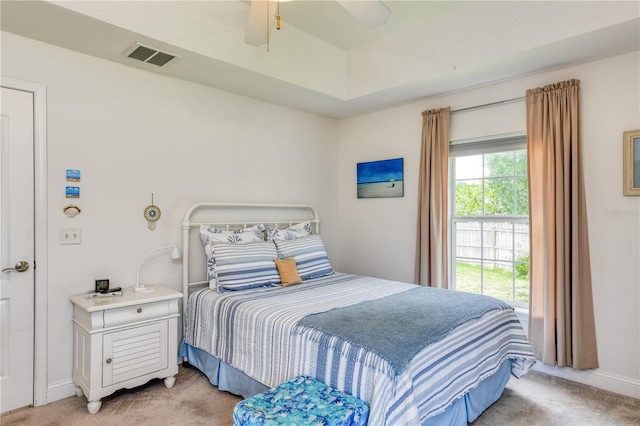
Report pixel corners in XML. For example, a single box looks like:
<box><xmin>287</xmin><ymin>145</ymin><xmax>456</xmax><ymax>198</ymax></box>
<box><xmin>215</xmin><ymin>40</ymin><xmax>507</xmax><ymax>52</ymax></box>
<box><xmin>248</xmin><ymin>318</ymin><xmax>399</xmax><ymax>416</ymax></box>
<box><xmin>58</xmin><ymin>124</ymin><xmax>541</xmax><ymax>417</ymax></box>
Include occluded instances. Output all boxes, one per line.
<box><xmin>0</xmin><ymin>87</ymin><xmax>35</xmax><ymax>413</ymax></box>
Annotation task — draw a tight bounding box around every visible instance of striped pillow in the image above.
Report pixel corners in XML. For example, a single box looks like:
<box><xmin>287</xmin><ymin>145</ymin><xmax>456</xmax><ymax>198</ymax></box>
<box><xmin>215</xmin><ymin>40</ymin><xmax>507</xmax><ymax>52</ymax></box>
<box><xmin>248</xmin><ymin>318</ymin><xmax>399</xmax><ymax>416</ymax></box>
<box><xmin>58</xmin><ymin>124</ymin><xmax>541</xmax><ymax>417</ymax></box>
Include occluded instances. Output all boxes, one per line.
<box><xmin>274</xmin><ymin>235</ymin><xmax>334</xmax><ymax>280</ymax></box>
<box><xmin>199</xmin><ymin>224</ymin><xmax>266</xmax><ymax>289</ymax></box>
<box><xmin>212</xmin><ymin>241</ymin><xmax>280</xmax><ymax>292</ymax></box>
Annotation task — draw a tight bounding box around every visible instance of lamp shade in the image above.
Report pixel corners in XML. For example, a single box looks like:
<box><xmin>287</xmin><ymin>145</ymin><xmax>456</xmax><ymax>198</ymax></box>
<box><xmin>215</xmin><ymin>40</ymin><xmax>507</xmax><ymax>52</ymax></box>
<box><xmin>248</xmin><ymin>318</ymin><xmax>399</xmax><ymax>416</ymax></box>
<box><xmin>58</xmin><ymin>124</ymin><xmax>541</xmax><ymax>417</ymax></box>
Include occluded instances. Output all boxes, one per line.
<box><xmin>170</xmin><ymin>245</ymin><xmax>182</xmax><ymax>260</ymax></box>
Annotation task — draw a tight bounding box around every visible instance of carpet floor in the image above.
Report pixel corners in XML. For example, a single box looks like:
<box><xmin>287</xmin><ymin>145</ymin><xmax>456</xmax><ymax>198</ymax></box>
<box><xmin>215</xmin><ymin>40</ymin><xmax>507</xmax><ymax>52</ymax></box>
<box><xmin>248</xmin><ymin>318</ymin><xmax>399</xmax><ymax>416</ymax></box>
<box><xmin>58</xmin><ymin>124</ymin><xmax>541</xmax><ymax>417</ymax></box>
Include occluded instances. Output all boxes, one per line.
<box><xmin>2</xmin><ymin>363</ymin><xmax>638</xmax><ymax>425</ymax></box>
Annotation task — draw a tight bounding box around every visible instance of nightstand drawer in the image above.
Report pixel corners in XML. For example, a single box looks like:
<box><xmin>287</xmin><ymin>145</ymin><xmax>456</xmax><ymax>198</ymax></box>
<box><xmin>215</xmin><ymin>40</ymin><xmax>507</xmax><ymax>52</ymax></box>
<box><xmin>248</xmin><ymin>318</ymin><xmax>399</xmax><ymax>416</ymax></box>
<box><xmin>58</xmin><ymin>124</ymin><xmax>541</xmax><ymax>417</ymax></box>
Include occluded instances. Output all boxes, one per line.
<box><xmin>103</xmin><ymin>300</ymin><xmax>171</xmax><ymax>328</ymax></box>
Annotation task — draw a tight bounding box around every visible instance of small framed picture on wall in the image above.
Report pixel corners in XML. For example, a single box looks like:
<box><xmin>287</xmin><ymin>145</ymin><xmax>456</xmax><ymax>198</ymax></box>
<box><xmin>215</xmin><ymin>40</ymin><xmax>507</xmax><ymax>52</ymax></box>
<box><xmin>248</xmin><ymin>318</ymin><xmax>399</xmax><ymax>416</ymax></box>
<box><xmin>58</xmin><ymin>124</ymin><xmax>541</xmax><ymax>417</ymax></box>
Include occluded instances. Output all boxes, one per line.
<box><xmin>623</xmin><ymin>129</ymin><xmax>640</xmax><ymax>196</ymax></box>
<box><xmin>356</xmin><ymin>158</ymin><xmax>404</xmax><ymax>199</ymax></box>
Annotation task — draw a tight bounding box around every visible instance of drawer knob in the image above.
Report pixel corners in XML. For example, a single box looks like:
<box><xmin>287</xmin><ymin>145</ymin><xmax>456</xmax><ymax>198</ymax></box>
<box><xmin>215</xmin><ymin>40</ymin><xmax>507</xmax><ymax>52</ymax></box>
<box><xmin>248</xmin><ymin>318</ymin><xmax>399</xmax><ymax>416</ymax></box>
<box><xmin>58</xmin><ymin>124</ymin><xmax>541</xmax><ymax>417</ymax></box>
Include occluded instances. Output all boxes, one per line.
<box><xmin>105</xmin><ymin>358</ymin><xmax>112</xmax><ymax>364</ymax></box>
<box><xmin>137</xmin><ymin>307</ymin><xmax>142</xmax><ymax>313</ymax></box>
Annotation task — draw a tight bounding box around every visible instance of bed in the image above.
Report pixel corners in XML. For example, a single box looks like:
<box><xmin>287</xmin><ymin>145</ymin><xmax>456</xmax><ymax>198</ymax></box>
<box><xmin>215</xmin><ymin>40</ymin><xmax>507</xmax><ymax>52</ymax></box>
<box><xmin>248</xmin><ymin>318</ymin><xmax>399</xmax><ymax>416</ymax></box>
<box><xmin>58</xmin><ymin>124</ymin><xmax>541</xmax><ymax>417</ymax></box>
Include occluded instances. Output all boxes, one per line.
<box><xmin>179</xmin><ymin>202</ymin><xmax>535</xmax><ymax>425</ymax></box>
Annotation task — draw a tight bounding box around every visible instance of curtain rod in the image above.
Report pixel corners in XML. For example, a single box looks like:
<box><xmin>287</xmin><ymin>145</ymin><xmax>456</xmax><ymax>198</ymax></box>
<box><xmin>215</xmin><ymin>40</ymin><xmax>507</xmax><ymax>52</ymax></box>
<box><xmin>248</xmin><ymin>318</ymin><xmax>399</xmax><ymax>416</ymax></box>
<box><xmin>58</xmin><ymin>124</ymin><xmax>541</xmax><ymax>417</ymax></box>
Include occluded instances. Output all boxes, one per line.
<box><xmin>451</xmin><ymin>96</ymin><xmax>525</xmax><ymax>114</ymax></box>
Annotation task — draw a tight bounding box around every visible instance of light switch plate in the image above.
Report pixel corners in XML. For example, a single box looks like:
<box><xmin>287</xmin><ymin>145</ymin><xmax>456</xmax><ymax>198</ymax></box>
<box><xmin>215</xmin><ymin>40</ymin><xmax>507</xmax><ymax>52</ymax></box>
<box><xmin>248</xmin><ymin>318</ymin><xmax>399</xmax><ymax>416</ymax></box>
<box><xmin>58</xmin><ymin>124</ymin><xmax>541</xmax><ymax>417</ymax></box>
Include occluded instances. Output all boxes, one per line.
<box><xmin>60</xmin><ymin>227</ymin><xmax>81</xmax><ymax>245</ymax></box>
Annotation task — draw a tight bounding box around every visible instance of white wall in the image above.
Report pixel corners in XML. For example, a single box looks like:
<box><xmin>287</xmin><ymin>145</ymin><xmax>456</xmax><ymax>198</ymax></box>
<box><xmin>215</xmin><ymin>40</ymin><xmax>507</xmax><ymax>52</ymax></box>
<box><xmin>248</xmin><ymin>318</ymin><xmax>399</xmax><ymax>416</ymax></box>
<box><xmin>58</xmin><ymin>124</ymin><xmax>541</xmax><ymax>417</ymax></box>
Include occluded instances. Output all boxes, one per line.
<box><xmin>338</xmin><ymin>51</ymin><xmax>640</xmax><ymax>398</ymax></box>
<box><xmin>1</xmin><ymin>32</ymin><xmax>340</xmax><ymax>403</ymax></box>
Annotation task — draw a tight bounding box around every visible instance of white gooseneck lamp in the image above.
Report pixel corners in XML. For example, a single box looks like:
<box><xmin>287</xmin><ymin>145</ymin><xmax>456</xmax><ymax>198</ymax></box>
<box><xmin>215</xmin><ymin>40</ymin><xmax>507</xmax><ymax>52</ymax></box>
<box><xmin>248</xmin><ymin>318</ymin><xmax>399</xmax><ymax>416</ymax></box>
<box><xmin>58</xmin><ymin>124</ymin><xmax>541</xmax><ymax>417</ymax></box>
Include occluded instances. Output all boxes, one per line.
<box><xmin>135</xmin><ymin>245</ymin><xmax>182</xmax><ymax>293</ymax></box>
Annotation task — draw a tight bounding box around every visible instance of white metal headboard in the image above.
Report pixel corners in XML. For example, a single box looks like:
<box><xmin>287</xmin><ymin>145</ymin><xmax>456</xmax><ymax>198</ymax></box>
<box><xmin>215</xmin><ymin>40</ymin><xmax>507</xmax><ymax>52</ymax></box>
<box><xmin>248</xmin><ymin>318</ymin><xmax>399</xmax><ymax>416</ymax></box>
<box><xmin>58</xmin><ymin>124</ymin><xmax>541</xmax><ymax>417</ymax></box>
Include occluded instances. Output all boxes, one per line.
<box><xmin>181</xmin><ymin>201</ymin><xmax>320</xmax><ymax>312</ymax></box>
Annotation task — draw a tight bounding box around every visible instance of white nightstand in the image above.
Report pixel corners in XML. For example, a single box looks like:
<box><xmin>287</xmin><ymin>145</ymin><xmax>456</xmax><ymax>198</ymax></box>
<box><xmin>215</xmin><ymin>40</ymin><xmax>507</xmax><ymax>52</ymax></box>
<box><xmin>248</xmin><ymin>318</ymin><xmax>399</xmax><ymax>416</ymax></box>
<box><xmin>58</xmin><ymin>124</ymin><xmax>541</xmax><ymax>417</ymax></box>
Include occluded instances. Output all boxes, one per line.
<box><xmin>70</xmin><ymin>286</ymin><xmax>182</xmax><ymax>414</ymax></box>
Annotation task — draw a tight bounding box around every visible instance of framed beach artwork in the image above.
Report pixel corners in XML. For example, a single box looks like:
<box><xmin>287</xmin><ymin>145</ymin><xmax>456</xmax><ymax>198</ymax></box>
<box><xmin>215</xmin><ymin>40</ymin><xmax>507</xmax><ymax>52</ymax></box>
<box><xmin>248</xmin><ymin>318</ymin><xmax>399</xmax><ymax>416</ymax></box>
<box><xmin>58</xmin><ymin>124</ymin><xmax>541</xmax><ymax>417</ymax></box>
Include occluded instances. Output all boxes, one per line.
<box><xmin>623</xmin><ymin>129</ymin><xmax>640</xmax><ymax>196</ymax></box>
<box><xmin>357</xmin><ymin>157</ymin><xmax>404</xmax><ymax>199</ymax></box>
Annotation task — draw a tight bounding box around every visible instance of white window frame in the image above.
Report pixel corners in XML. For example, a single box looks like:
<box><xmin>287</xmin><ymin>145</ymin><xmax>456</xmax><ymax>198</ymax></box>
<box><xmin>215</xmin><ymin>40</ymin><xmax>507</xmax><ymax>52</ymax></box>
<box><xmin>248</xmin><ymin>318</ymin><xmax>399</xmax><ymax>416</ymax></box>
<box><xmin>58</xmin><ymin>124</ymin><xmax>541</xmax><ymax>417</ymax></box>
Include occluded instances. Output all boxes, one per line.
<box><xmin>448</xmin><ymin>133</ymin><xmax>529</xmax><ymax>309</ymax></box>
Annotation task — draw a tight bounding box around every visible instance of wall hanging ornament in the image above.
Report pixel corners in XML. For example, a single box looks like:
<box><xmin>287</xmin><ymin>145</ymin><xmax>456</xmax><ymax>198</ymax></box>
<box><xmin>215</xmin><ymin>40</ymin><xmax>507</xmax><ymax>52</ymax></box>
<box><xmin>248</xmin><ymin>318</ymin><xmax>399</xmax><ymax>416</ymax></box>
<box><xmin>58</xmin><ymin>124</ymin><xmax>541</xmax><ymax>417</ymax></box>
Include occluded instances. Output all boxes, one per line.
<box><xmin>63</xmin><ymin>204</ymin><xmax>81</xmax><ymax>218</ymax></box>
<box><xmin>143</xmin><ymin>193</ymin><xmax>161</xmax><ymax>231</ymax></box>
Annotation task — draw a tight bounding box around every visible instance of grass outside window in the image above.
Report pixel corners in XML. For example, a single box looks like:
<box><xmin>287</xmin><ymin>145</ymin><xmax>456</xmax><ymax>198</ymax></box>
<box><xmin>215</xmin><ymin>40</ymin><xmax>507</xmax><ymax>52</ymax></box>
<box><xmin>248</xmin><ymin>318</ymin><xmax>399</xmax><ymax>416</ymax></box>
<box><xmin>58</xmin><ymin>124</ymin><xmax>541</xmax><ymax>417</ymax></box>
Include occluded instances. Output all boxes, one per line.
<box><xmin>455</xmin><ymin>262</ymin><xmax>529</xmax><ymax>304</ymax></box>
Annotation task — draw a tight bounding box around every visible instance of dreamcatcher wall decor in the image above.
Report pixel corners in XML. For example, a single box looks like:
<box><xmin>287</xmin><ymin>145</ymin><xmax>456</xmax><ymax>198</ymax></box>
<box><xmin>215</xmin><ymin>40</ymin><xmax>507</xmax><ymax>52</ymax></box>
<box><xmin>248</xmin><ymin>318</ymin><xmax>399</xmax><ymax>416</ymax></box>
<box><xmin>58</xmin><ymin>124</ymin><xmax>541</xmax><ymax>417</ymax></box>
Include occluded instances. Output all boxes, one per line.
<box><xmin>143</xmin><ymin>193</ymin><xmax>162</xmax><ymax>231</ymax></box>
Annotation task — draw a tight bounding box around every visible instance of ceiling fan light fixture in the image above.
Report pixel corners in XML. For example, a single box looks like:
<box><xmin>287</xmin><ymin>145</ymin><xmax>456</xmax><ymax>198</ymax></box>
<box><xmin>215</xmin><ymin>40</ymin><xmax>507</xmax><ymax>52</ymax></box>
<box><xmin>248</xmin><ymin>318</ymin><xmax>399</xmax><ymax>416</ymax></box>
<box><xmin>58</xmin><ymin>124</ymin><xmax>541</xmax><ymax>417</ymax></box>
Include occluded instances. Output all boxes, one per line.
<box><xmin>245</xmin><ymin>0</ymin><xmax>391</xmax><ymax>48</ymax></box>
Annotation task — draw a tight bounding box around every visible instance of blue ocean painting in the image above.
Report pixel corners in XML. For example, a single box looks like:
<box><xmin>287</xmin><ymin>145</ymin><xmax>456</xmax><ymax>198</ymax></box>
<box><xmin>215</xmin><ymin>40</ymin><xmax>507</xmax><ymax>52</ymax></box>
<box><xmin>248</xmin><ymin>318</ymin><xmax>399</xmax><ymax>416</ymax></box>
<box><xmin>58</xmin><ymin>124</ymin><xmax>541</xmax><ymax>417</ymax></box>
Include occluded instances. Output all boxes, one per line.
<box><xmin>65</xmin><ymin>186</ymin><xmax>80</xmax><ymax>198</ymax></box>
<box><xmin>357</xmin><ymin>158</ymin><xmax>404</xmax><ymax>198</ymax></box>
<box><xmin>66</xmin><ymin>169</ymin><xmax>81</xmax><ymax>182</ymax></box>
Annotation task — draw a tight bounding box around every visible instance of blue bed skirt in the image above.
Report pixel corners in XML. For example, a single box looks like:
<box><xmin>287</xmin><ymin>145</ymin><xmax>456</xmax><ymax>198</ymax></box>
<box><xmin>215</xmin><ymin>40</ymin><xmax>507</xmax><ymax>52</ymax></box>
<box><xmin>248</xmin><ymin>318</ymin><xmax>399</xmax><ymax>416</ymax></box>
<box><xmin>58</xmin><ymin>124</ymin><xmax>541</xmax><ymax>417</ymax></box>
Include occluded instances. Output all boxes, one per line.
<box><xmin>180</xmin><ymin>342</ymin><xmax>270</xmax><ymax>398</ymax></box>
<box><xmin>179</xmin><ymin>341</ymin><xmax>511</xmax><ymax>425</ymax></box>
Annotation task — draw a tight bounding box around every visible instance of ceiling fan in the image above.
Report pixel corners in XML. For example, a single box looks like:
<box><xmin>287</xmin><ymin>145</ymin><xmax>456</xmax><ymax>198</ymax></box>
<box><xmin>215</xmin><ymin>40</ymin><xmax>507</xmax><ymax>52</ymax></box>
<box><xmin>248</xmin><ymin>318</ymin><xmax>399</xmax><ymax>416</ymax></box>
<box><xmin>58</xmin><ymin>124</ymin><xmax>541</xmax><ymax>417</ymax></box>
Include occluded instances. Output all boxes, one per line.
<box><xmin>244</xmin><ymin>0</ymin><xmax>391</xmax><ymax>46</ymax></box>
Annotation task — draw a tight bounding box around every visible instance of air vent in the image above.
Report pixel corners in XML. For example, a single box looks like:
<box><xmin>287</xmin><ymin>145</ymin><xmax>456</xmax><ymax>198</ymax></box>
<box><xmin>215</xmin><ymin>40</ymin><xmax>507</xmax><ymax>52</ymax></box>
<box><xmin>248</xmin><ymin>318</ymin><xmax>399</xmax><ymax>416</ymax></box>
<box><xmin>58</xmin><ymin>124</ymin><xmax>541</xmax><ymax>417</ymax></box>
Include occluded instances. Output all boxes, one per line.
<box><xmin>124</xmin><ymin>43</ymin><xmax>177</xmax><ymax>67</ymax></box>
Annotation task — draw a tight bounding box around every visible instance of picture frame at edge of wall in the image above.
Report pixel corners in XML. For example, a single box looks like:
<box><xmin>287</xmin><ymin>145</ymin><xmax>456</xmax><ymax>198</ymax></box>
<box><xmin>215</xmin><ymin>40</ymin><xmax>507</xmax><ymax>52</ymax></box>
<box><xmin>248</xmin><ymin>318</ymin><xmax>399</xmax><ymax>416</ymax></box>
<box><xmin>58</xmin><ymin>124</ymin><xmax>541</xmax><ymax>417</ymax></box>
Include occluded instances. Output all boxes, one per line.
<box><xmin>623</xmin><ymin>129</ymin><xmax>640</xmax><ymax>196</ymax></box>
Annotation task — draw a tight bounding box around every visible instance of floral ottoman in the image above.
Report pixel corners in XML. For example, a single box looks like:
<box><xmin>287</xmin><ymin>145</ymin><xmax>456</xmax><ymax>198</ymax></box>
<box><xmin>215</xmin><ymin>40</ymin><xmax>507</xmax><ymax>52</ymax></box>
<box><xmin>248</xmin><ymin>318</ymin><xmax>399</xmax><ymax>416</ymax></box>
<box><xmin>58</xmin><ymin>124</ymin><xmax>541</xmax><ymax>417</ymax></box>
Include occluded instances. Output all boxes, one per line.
<box><xmin>233</xmin><ymin>375</ymin><xmax>369</xmax><ymax>426</ymax></box>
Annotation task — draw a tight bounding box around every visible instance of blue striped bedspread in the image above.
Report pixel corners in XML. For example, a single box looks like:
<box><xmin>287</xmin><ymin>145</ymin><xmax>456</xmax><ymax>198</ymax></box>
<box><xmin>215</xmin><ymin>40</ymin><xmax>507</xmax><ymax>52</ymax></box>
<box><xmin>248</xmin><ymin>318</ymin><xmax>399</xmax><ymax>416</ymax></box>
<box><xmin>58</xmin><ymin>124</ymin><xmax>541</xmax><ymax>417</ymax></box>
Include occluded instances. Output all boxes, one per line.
<box><xmin>183</xmin><ymin>273</ymin><xmax>535</xmax><ymax>425</ymax></box>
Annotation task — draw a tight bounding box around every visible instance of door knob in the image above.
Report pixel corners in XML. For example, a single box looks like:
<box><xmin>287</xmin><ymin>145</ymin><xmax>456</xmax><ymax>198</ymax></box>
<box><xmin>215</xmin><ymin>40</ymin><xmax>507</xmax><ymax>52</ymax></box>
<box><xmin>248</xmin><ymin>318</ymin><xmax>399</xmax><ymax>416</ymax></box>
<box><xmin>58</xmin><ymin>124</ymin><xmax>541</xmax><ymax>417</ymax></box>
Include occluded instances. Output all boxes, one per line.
<box><xmin>2</xmin><ymin>260</ymin><xmax>29</xmax><ymax>273</ymax></box>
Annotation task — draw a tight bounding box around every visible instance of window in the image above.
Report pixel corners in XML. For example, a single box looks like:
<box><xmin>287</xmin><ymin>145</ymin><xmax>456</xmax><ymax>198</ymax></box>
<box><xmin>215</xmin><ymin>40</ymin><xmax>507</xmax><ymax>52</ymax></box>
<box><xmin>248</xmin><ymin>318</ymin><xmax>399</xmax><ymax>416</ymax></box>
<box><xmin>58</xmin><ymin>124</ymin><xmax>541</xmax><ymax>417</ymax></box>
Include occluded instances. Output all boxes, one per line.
<box><xmin>449</xmin><ymin>135</ymin><xmax>529</xmax><ymax>307</ymax></box>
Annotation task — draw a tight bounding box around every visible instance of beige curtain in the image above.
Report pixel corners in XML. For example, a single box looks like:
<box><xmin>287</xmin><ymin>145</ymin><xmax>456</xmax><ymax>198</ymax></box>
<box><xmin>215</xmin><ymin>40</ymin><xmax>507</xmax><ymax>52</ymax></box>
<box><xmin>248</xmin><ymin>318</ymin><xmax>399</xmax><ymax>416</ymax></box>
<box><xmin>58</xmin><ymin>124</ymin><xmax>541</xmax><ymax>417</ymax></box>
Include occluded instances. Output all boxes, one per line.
<box><xmin>415</xmin><ymin>107</ymin><xmax>450</xmax><ymax>288</ymax></box>
<box><xmin>526</xmin><ymin>79</ymin><xmax>598</xmax><ymax>369</ymax></box>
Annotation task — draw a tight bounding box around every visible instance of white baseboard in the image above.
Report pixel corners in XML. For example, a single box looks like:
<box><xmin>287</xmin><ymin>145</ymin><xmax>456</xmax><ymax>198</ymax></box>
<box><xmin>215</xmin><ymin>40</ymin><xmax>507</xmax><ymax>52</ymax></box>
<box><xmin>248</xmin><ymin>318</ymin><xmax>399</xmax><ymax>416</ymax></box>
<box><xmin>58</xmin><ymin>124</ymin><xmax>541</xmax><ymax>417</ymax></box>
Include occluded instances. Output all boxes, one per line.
<box><xmin>532</xmin><ymin>363</ymin><xmax>640</xmax><ymax>399</ymax></box>
<box><xmin>513</xmin><ymin>309</ymin><xmax>638</xmax><ymax>399</ymax></box>
<box><xmin>43</xmin><ymin>379</ymin><xmax>76</xmax><ymax>406</ymax></box>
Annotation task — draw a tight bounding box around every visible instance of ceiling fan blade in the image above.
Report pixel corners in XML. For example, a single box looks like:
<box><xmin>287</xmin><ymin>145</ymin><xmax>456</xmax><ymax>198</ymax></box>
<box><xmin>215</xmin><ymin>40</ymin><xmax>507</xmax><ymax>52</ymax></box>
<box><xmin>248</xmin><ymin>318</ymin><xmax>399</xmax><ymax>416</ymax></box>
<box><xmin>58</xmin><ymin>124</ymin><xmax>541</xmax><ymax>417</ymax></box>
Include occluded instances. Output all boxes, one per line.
<box><xmin>245</xmin><ymin>0</ymin><xmax>277</xmax><ymax>46</ymax></box>
<box><xmin>336</xmin><ymin>0</ymin><xmax>391</xmax><ymax>28</ymax></box>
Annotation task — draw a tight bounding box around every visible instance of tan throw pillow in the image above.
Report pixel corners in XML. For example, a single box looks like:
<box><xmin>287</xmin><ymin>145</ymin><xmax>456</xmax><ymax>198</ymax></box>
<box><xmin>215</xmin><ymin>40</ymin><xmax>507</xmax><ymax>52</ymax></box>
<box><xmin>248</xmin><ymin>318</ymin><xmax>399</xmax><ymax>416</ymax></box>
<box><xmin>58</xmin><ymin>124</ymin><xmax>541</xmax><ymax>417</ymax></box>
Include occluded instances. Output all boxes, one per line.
<box><xmin>274</xmin><ymin>257</ymin><xmax>303</xmax><ymax>287</ymax></box>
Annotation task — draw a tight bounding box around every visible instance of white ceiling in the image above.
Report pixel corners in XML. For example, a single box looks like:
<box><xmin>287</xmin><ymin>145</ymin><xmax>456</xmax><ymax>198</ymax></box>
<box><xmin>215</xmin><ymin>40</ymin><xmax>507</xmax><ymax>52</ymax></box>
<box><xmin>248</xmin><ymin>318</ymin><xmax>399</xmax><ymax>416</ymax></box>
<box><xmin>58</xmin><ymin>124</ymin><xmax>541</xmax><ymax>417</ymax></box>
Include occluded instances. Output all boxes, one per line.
<box><xmin>2</xmin><ymin>1</ymin><xmax>639</xmax><ymax>119</ymax></box>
